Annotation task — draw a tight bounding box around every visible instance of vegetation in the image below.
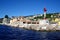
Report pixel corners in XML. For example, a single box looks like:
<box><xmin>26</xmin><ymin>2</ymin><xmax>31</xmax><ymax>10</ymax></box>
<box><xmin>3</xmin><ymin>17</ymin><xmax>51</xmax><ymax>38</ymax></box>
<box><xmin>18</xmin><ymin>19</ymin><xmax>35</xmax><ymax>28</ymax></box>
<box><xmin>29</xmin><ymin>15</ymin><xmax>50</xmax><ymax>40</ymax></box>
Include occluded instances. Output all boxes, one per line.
<box><xmin>0</xmin><ymin>18</ymin><xmax>3</xmax><ymax>23</ymax></box>
<box><xmin>34</xmin><ymin>13</ymin><xmax>60</xmax><ymax>21</ymax></box>
<box><xmin>4</xmin><ymin>15</ymin><xmax>9</xmax><ymax>18</ymax></box>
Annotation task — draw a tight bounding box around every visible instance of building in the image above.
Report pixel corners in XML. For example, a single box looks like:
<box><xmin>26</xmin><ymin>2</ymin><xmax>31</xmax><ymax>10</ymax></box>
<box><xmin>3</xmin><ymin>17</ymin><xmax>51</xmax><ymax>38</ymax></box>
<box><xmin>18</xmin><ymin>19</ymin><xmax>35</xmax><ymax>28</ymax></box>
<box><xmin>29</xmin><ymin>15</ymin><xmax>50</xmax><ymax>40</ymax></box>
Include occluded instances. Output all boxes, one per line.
<box><xmin>3</xmin><ymin>18</ymin><xmax>10</xmax><ymax>24</ymax></box>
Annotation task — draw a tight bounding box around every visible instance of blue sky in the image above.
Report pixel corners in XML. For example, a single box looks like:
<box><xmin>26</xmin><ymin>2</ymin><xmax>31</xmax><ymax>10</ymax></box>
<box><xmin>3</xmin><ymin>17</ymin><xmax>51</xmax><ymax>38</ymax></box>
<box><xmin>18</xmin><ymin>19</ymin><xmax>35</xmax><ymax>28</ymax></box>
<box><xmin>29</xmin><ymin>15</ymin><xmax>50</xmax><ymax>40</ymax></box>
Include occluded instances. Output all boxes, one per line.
<box><xmin>0</xmin><ymin>0</ymin><xmax>60</xmax><ymax>18</ymax></box>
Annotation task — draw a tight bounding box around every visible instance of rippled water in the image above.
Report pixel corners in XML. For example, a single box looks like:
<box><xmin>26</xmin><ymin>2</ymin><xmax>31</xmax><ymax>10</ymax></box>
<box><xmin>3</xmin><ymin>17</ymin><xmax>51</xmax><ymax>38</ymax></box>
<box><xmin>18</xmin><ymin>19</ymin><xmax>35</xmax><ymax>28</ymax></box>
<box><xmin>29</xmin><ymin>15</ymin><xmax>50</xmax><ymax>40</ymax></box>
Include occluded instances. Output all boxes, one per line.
<box><xmin>0</xmin><ymin>25</ymin><xmax>60</xmax><ymax>40</ymax></box>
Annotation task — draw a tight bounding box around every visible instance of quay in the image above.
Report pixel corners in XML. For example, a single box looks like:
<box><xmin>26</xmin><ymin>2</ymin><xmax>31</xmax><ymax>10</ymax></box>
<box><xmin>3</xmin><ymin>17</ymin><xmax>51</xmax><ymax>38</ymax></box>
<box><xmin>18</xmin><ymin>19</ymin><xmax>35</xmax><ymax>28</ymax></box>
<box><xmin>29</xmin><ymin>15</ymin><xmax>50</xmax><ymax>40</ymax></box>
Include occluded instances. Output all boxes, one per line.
<box><xmin>1</xmin><ymin>19</ymin><xmax>60</xmax><ymax>31</ymax></box>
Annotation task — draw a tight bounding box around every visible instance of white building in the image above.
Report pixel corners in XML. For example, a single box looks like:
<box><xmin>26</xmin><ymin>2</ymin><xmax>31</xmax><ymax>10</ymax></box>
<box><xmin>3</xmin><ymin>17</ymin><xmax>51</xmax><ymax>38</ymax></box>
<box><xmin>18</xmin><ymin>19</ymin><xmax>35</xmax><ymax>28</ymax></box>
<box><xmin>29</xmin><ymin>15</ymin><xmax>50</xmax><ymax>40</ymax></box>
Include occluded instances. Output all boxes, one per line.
<box><xmin>3</xmin><ymin>18</ymin><xmax>10</xmax><ymax>24</ymax></box>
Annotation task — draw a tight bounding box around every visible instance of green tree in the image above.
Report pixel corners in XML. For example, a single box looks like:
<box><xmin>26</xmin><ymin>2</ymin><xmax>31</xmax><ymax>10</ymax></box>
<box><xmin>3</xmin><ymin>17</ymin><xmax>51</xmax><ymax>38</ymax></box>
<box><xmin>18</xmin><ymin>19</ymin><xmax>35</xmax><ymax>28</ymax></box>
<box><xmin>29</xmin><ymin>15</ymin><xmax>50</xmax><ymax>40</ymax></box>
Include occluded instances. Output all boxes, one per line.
<box><xmin>4</xmin><ymin>15</ymin><xmax>9</xmax><ymax>18</ymax></box>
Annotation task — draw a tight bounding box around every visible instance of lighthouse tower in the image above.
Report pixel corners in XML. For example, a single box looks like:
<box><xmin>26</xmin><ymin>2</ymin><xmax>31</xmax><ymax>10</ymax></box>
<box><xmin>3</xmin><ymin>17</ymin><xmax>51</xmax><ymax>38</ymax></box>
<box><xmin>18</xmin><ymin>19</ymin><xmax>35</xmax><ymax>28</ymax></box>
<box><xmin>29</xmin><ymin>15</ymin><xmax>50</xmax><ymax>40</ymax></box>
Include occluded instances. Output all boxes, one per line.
<box><xmin>44</xmin><ymin>8</ymin><xmax>47</xmax><ymax>19</ymax></box>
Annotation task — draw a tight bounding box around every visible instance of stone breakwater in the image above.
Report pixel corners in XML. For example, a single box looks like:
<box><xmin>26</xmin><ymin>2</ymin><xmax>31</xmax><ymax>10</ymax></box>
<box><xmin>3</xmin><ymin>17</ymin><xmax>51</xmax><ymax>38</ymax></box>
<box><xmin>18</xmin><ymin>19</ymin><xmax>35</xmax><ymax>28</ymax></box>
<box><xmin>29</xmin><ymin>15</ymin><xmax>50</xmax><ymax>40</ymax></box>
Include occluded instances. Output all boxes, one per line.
<box><xmin>1</xmin><ymin>23</ymin><xmax>60</xmax><ymax>31</ymax></box>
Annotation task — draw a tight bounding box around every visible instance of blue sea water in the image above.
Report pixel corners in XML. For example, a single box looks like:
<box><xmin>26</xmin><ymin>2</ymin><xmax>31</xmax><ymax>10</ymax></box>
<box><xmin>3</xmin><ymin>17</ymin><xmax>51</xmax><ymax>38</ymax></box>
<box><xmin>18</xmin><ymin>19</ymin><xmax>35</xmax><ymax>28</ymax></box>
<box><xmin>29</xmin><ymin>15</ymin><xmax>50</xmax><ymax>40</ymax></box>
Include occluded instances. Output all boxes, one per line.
<box><xmin>0</xmin><ymin>25</ymin><xmax>60</xmax><ymax>40</ymax></box>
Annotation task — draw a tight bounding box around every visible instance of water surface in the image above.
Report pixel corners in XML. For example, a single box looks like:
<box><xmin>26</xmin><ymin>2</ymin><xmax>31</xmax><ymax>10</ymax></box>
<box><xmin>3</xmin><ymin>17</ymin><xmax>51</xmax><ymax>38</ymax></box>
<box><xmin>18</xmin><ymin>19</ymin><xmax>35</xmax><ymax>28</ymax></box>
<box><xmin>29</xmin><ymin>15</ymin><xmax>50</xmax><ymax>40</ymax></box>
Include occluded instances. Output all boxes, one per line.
<box><xmin>0</xmin><ymin>25</ymin><xmax>60</xmax><ymax>40</ymax></box>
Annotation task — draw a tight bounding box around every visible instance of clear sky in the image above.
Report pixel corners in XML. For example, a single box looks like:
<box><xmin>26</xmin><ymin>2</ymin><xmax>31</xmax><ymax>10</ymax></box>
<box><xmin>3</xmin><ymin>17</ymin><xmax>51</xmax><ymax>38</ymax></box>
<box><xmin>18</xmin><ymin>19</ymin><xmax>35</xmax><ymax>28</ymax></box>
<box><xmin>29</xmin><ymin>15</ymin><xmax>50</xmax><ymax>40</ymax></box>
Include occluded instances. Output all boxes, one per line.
<box><xmin>0</xmin><ymin>0</ymin><xmax>60</xmax><ymax>18</ymax></box>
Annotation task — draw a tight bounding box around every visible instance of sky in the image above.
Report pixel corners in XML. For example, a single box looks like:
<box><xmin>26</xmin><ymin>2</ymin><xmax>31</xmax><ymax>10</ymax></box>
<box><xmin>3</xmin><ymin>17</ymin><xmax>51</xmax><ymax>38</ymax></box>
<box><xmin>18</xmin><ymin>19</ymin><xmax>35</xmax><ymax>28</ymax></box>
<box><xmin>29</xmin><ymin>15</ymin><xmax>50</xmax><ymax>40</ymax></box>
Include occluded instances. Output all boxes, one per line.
<box><xmin>0</xmin><ymin>0</ymin><xmax>60</xmax><ymax>18</ymax></box>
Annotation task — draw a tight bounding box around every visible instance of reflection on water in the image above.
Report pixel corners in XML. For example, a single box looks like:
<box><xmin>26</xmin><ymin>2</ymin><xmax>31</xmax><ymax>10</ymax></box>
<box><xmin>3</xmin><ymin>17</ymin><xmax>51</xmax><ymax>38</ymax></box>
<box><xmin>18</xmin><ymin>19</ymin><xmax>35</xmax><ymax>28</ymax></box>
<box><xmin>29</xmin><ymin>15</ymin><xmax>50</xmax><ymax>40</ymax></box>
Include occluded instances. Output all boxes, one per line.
<box><xmin>0</xmin><ymin>25</ymin><xmax>60</xmax><ymax>40</ymax></box>
<box><xmin>41</xmin><ymin>32</ymin><xmax>48</xmax><ymax>40</ymax></box>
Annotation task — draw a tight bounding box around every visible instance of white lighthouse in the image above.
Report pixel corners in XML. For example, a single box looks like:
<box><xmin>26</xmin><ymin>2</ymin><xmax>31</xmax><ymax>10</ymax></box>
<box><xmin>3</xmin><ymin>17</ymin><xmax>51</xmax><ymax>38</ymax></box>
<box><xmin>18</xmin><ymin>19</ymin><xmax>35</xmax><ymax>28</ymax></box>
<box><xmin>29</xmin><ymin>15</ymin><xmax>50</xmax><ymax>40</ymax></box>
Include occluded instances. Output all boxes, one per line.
<box><xmin>44</xmin><ymin>8</ymin><xmax>47</xmax><ymax>19</ymax></box>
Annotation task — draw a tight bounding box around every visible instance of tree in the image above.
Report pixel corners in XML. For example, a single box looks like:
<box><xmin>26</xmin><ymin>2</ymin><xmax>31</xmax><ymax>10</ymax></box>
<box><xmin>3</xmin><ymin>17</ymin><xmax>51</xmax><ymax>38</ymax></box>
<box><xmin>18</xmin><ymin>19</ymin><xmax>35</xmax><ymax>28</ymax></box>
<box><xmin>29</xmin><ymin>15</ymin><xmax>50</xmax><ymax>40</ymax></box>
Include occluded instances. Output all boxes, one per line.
<box><xmin>4</xmin><ymin>15</ymin><xmax>9</xmax><ymax>18</ymax></box>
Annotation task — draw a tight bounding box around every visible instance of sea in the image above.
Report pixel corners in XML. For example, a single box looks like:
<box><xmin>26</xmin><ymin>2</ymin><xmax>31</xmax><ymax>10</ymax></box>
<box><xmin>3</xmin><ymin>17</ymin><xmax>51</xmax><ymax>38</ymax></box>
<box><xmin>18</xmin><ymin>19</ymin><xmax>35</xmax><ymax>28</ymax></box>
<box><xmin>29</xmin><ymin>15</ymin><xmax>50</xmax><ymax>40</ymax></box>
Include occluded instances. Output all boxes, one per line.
<box><xmin>0</xmin><ymin>25</ymin><xmax>60</xmax><ymax>40</ymax></box>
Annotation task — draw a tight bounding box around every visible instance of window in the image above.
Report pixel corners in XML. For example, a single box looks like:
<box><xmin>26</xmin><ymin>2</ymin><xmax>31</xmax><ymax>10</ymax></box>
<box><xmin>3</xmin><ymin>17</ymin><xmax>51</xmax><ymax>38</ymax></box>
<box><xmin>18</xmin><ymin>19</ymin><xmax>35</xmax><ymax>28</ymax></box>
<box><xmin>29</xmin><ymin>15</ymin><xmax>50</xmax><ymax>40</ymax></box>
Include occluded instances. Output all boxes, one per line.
<box><xmin>23</xmin><ymin>22</ymin><xmax>26</xmax><ymax>24</ymax></box>
<box><xmin>37</xmin><ymin>22</ymin><xmax>39</xmax><ymax>24</ymax></box>
<box><xmin>32</xmin><ymin>22</ymin><xmax>36</xmax><ymax>24</ymax></box>
<box><xmin>27</xmin><ymin>22</ymin><xmax>31</xmax><ymax>24</ymax></box>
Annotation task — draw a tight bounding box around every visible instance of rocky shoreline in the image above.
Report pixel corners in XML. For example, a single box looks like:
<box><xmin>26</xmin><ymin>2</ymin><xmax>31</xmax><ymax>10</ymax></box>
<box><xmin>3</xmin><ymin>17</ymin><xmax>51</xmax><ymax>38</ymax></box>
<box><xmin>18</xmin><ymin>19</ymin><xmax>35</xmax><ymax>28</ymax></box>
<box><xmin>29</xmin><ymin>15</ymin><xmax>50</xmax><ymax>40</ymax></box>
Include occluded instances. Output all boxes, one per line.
<box><xmin>0</xmin><ymin>23</ymin><xmax>60</xmax><ymax>32</ymax></box>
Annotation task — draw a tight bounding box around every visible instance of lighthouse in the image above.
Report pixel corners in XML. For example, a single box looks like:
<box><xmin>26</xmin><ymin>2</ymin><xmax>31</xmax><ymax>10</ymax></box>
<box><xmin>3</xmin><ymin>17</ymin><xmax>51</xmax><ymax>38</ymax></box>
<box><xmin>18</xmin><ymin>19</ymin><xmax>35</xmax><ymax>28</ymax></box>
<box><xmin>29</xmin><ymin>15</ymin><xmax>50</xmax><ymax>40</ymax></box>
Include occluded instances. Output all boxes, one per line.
<box><xmin>44</xmin><ymin>8</ymin><xmax>47</xmax><ymax>19</ymax></box>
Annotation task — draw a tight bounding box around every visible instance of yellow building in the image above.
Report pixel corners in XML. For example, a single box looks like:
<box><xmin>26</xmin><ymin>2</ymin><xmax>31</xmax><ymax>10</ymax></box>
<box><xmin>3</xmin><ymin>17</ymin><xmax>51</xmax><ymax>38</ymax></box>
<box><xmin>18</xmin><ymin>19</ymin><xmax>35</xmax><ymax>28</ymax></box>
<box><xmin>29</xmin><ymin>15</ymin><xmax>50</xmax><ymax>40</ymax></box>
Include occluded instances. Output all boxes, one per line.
<box><xmin>54</xmin><ymin>18</ymin><xmax>60</xmax><ymax>26</ymax></box>
<box><xmin>58</xmin><ymin>22</ymin><xmax>60</xmax><ymax>26</ymax></box>
<box><xmin>10</xmin><ymin>18</ymin><xmax>18</xmax><ymax>24</ymax></box>
<box><xmin>55</xmin><ymin>18</ymin><xmax>59</xmax><ymax>22</ymax></box>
